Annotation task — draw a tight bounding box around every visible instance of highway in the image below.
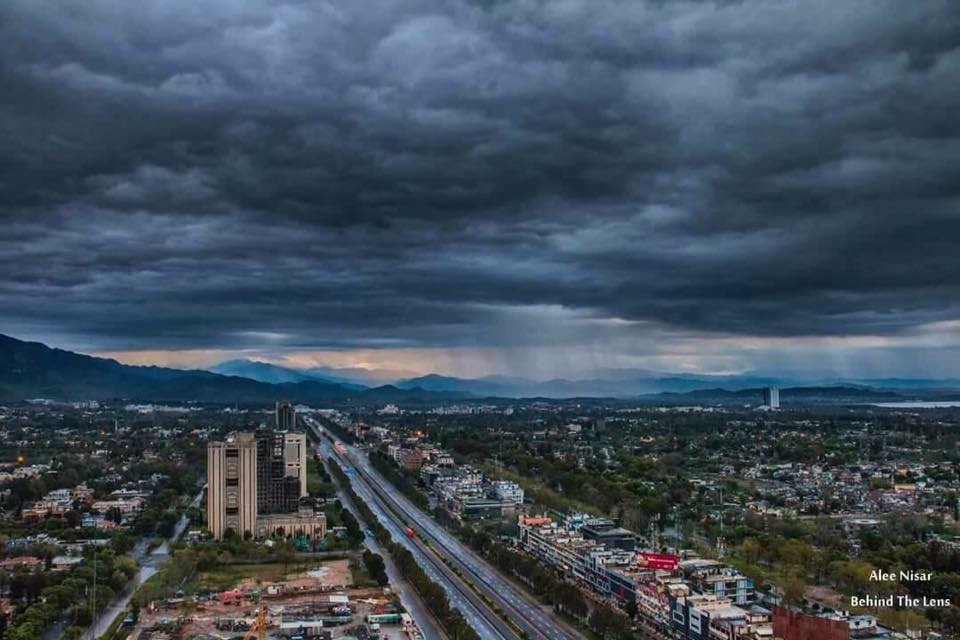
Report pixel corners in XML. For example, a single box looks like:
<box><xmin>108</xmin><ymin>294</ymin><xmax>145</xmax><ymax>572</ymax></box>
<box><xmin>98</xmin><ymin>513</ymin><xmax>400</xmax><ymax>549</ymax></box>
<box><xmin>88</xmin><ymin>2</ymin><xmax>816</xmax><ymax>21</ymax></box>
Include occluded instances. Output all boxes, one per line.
<box><xmin>305</xmin><ymin>417</ymin><xmax>584</xmax><ymax>640</ymax></box>
<box><xmin>316</xmin><ymin>436</ymin><xmax>514</xmax><ymax>640</ymax></box>
<box><xmin>324</xmin><ymin>452</ymin><xmax>446</xmax><ymax>640</ymax></box>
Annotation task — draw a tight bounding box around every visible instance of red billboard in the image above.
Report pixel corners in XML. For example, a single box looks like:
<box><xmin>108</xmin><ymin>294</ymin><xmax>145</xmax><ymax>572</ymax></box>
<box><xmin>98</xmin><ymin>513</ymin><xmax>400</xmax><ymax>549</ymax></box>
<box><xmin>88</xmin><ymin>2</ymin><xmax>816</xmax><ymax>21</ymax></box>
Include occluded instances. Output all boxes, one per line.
<box><xmin>637</xmin><ymin>552</ymin><xmax>679</xmax><ymax>571</ymax></box>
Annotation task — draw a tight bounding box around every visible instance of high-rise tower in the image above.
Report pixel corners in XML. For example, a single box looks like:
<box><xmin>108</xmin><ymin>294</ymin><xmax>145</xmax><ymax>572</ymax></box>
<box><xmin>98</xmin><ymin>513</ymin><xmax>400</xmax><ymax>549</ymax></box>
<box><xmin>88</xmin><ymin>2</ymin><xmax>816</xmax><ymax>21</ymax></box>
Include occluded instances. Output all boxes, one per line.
<box><xmin>207</xmin><ymin>429</ymin><xmax>312</xmax><ymax>540</ymax></box>
<box><xmin>276</xmin><ymin>401</ymin><xmax>296</xmax><ymax>430</ymax></box>
<box><xmin>763</xmin><ymin>386</ymin><xmax>780</xmax><ymax>409</ymax></box>
<box><xmin>206</xmin><ymin>433</ymin><xmax>258</xmax><ymax>539</ymax></box>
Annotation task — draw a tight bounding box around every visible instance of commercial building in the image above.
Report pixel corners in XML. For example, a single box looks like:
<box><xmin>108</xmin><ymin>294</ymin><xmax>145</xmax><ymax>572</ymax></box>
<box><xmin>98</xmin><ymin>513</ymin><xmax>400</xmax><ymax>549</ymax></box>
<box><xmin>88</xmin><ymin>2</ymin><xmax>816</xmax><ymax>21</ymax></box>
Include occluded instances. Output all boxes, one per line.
<box><xmin>581</xmin><ymin>518</ymin><xmax>639</xmax><ymax>551</ymax></box>
<box><xmin>256</xmin><ymin>430</ymin><xmax>308</xmax><ymax>512</ymax></box>
<box><xmin>455</xmin><ymin>497</ymin><xmax>504</xmax><ymax>520</ymax></box>
<box><xmin>257</xmin><ymin>505</ymin><xmax>327</xmax><ymax>540</ymax></box>
<box><xmin>399</xmin><ymin>448</ymin><xmax>424</xmax><ymax>471</ymax></box>
<box><xmin>276</xmin><ymin>401</ymin><xmax>297</xmax><ymax>430</ymax></box>
<box><xmin>284</xmin><ymin>432</ymin><xmax>308</xmax><ymax>496</ymax></box>
<box><xmin>668</xmin><ymin>593</ymin><xmax>773</xmax><ymax>640</ymax></box>
<box><xmin>207</xmin><ymin>429</ymin><xmax>321</xmax><ymax>540</ymax></box>
<box><xmin>679</xmin><ymin>558</ymin><xmax>755</xmax><ymax>605</ymax></box>
<box><xmin>517</xmin><ymin>512</ymin><xmax>764</xmax><ymax>640</ymax></box>
<box><xmin>763</xmin><ymin>387</ymin><xmax>780</xmax><ymax>409</ymax></box>
<box><xmin>207</xmin><ymin>433</ymin><xmax>259</xmax><ymax>539</ymax></box>
<box><xmin>492</xmin><ymin>480</ymin><xmax>525</xmax><ymax>506</ymax></box>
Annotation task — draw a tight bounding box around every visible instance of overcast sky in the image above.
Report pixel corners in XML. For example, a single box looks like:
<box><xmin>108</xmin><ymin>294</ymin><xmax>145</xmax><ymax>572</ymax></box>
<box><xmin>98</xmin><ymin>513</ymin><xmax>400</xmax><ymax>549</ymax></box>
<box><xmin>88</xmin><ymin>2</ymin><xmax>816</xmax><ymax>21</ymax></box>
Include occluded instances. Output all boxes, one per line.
<box><xmin>2</xmin><ymin>0</ymin><xmax>960</xmax><ymax>379</ymax></box>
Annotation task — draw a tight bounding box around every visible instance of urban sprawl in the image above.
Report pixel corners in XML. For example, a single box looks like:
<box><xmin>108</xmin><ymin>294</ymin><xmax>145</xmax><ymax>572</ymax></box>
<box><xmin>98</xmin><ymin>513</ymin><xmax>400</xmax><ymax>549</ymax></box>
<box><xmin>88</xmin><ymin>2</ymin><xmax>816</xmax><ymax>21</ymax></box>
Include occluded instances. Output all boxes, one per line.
<box><xmin>1</xmin><ymin>395</ymin><xmax>959</xmax><ymax>640</ymax></box>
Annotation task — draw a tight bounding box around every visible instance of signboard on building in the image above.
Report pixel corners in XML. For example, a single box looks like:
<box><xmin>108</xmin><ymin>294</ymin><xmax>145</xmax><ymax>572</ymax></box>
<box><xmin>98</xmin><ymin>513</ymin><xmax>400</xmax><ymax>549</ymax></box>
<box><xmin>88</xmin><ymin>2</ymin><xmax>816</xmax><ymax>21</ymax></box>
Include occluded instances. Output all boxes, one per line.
<box><xmin>637</xmin><ymin>551</ymin><xmax>679</xmax><ymax>571</ymax></box>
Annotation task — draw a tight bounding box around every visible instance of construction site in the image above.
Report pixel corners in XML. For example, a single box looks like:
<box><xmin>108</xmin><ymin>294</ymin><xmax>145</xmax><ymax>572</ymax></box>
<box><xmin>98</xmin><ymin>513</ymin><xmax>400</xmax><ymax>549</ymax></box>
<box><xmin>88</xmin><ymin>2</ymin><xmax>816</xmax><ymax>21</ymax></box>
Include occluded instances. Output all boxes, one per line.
<box><xmin>126</xmin><ymin>559</ymin><xmax>425</xmax><ymax>640</ymax></box>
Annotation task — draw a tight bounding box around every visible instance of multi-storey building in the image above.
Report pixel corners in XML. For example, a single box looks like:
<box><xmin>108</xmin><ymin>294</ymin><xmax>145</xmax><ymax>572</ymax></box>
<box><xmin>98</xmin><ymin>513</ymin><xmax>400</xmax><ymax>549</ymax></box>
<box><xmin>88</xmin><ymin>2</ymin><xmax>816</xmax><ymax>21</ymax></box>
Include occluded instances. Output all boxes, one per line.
<box><xmin>680</xmin><ymin>559</ymin><xmax>755</xmax><ymax>605</ymax></box>
<box><xmin>255</xmin><ymin>429</ymin><xmax>307</xmax><ymax>513</ymax></box>
<box><xmin>284</xmin><ymin>431</ymin><xmax>308</xmax><ymax>496</ymax></box>
<box><xmin>276</xmin><ymin>401</ymin><xmax>297</xmax><ymax>430</ymax></box>
<box><xmin>207</xmin><ymin>433</ymin><xmax>258</xmax><ymax>539</ymax></box>
<box><xmin>517</xmin><ymin>513</ymin><xmax>763</xmax><ymax>639</ymax></box>
<box><xmin>399</xmin><ymin>448</ymin><xmax>424</xmax><ymax>471</ymax></box>
<box><xmin>668</xmin><ymin>593</ymin><xmax>769</xmax><ymax>640</ymax></box>
<box><xmin>207</xmin><ymin>429</ymin><xmax>320</xmax><ymax>541</ymax></box>
<box><xmin>493</xmin><ymin>480</ymin><xmax>525</xmax><ymax>506</ymax></box>
<box><xmin>581</xmin><ymin>519</ymin><xmax>639</xmax><ymax>551</ymax></box>
<box><xmin>763</xmin><ymin>386</ymin><xmax>780</xmax><ymax>409</ymax></box>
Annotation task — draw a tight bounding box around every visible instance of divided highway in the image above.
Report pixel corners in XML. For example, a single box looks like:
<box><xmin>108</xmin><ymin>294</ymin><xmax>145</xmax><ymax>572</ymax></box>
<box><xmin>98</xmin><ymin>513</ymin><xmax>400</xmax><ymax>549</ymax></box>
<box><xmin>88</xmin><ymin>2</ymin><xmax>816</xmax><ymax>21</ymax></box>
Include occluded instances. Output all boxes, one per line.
<box><xmin>316</xmin><ymin>436</ymin><xmax>514</xmax><ymax>640</ymax></box>
<box><xmin>304</xmin><ymin>417</ymin><xmax>583</xmax><ymax>640</ymax></box>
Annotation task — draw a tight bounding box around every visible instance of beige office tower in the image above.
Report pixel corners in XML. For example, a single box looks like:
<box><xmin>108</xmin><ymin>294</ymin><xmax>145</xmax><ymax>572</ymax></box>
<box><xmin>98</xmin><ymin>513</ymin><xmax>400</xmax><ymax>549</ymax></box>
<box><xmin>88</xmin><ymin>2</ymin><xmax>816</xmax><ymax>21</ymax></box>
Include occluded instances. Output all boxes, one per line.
<box><xmin>284</xmin><ymin>432</ymin><xmax>308</xmax><ymax>497</ymax></box>
<box><xmin>207</xmin><ymin>433</ymin><xmax>258</xmax><ymax>540</ymax></box>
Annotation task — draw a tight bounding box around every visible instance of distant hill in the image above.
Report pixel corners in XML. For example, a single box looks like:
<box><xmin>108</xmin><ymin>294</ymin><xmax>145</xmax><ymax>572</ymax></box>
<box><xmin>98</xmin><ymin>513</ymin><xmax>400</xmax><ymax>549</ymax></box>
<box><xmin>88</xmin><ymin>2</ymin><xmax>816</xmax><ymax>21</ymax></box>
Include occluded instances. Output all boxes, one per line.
<box><xmin>0</xmin><ymin>334</ymin><xmax>456</xmax><ymax>405</ymax></box>
<box><xmin>396</xmin><ymin>372</ymin><xmax>785</xmax><ymax>398</ymax></box>
<box><xmin>209</xmin><ymin>358</ymin><xmax>411</xmax><ymax>387</ymax></box>
<box><xmin>302</xmin><ymin>365</ymin><xmax>420</xmax><ymax>386</ymax></box>
<box><xmin>210</xmin><ymin>359</ymin><xmax>367</xmax><ymax>390</ymax></box>
<box><xmin>643</xmin><ymin>385</ymin><xmax>909</xmax><ymax>405</ymax></box>
<box><xmin>210</xmin><ymin>359</ymin><xmax>317</xmax><ymax>384</ymax></box>
<box><xmin>396</xmin><ymin>370</ymin><xmax>960</xmax><ymax>399</ymax></box>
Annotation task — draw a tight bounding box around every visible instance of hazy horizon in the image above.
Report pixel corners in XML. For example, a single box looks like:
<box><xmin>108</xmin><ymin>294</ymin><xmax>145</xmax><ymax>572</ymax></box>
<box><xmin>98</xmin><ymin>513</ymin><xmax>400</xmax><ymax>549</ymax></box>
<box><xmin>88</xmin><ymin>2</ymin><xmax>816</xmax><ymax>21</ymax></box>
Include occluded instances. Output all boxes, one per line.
<box><xmin>5</xmin><ymin>332</ymin><xmax>960</xmax><ymax>384</ymax></box>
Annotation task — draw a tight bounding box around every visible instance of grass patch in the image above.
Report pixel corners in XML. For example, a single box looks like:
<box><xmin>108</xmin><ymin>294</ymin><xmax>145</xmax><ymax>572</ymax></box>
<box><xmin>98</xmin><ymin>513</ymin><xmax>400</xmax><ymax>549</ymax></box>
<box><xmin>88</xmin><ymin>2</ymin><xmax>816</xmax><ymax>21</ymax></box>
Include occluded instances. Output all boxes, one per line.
<box><xmin>308</xmin><ymin>458</ymin><xmax>336</xmax><ymax>498</ymax></box>
<box><xmin>134</xmin><ymin>569</ymin><xmax>171</xmax><ymax>605</ymax></box>
<box><xmin>348</xmin><ymin>557</ymin><xmax>378</xmax><ymax>588</ymax></box>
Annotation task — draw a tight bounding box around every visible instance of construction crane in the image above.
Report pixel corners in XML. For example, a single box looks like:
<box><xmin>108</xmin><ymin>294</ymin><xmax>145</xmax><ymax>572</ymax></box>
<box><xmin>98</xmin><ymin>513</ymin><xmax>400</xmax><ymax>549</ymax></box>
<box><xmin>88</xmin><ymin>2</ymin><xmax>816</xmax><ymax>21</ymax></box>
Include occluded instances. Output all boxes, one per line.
<box><xmin>242</xmin><ymin>595</ymin><xmax>267</xmax><ymax>640</ymax></box>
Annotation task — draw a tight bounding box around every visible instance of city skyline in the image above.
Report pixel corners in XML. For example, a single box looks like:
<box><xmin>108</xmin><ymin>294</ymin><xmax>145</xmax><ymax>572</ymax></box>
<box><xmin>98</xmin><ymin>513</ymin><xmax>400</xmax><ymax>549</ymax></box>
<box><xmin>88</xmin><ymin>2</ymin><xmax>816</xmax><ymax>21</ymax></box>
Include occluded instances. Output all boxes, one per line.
<box><xmin>3</xmin><ymin>0</ymin><xmax>960</xmax><ymax>379</ymax></box>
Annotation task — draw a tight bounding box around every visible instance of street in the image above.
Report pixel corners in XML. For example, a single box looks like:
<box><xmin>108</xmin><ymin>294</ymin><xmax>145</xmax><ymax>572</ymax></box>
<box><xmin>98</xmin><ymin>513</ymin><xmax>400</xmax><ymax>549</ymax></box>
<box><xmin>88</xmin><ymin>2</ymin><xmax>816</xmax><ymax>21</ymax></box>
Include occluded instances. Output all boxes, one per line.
<box><xmin>79</xmin><ymin>486</ymin><xmax>205</xmax><ymax>640</ymax></box>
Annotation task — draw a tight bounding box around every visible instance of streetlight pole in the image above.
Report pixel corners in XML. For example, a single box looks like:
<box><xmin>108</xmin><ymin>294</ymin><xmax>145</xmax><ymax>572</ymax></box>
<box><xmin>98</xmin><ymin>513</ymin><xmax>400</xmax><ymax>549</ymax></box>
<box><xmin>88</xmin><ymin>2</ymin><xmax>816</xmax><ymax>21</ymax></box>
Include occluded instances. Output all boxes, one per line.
<box><xmin>91</xmin><ymin>546</ymin><xmax>97</xmax><ymax>634</ymax></box>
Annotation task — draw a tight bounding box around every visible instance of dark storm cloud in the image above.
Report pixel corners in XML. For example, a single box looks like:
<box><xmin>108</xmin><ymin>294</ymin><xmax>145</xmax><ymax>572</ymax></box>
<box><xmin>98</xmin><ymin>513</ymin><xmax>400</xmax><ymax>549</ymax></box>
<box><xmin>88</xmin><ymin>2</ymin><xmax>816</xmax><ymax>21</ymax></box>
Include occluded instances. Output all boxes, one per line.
<box><xmin>1</xmin><ymin>0</ymin><xmax>960</xmax><ymax>356</ymax></box>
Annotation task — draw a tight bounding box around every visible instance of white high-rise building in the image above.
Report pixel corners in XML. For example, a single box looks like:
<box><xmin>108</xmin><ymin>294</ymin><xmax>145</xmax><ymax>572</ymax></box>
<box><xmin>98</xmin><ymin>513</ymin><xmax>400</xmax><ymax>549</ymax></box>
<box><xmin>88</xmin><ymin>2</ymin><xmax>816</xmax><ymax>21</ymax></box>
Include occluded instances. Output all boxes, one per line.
<box><xmin>763</xmin><ymin>386</ymin><xmax>780</xmax><ymax>409</ymax></box>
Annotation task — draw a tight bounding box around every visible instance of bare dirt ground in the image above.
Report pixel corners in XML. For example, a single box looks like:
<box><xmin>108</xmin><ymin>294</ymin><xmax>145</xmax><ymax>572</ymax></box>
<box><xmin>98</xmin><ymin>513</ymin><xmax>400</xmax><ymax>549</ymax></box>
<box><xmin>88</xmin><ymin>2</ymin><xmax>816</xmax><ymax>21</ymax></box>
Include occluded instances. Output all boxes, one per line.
<box><xmin>133</xmin><ymin>559</ymin><xmax>400</xmax><ymax>640</ymax></box>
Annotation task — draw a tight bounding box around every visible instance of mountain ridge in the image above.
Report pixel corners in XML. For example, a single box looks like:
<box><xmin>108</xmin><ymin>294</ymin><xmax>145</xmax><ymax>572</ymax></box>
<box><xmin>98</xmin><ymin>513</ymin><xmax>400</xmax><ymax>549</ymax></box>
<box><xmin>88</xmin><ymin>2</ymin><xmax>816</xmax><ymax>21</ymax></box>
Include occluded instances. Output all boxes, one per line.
<box><xmin>4</xmin><ymin>334</ymin><xmax>959</xmax><ymax>405</ymax></box>
<box><xmin>204</xmin><ymin>356</ymin><xmax>960</xmax><ymax>399</ymax></box>
<box><xmin>0</xmin><ymin>334</ymin><xmax>456</xmax><ymax>405</ymax></box>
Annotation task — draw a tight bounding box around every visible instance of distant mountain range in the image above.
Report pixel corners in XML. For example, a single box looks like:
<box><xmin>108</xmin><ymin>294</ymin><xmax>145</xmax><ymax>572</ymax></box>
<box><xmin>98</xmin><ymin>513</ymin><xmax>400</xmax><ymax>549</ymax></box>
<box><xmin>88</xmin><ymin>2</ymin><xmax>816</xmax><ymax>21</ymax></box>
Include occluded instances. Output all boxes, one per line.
<box><xmin>209</xmin><ymin>358</ymin><xmax>418</xmax><ymax>388</ymax></box>
<box><xmin>647</xmin><ymin>385</ymin><xmax>909</xmax><ymax>405</ymax></box>
<box><xmin>0</xmin><ymin>334</ymin><xmax>452</xmax><ymax>405</ymax></box>
<box><xmin>392</xmin><ymin>371</ymin><xmax>960</xmax><ymax>399</ymax></box>
<box><xmin>207</xmin><ymin>358</ymin><xmax>960</xmax><ymax>400</ymax></box>
<box><xmin>2</xmin><ymin>334</ymin><xmax>959</xmax><ymax>406</ymax></box>
<box><xmin>209</xmin><ymin>359</ymin><xmax>367</xmax><ymax>389</ymax></box>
